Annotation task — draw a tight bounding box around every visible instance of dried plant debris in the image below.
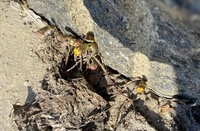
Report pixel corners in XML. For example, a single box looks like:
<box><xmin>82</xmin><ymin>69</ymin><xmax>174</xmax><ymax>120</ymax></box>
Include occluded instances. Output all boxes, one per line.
<box><xmin>14</xmin><ymin>76</ymin><xmax>108</xmax><ymax>130</ymax></box>
<box><xmin>12</xmin><ymin>21</ymin><xmax>200</xmax><ymax>130</ymax></box>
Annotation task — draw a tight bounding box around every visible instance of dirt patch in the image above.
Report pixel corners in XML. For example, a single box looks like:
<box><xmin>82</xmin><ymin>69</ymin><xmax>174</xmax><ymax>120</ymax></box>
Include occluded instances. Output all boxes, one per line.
<box><xmin>11</xmin><ymin>25</ymin><xmax>189</xmax><ymax>131</ymax></box>
<box><xmin>0</xmin><ymin>0</ymin><xmax>49</xmax><ymax>130</ymax></box>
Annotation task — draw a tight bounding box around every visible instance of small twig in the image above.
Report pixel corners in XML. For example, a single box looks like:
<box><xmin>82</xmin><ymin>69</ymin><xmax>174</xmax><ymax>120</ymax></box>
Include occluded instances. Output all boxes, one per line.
<box><xmin>92</xmin><ymin>56</ymin><xmax>115</xmax><ymax>85</ymax></box>
<box><xmin>79</xmin><ymin>55</ymin><xmax>83</xmax><ymax>71</ymax></box>
<box><xmin>66</xmin><ymin>59</ymin><xmax>81</xmax><ymax>72</ymax></box>
<box><xmin>64</xmin><ymin>45</ymin><xmax>71</xmax><ymax>65</ymax></box>
<box><xmin>92</xmin><ymin>56</ymin><xmax>108</xmax><ymax>75</ymax></box>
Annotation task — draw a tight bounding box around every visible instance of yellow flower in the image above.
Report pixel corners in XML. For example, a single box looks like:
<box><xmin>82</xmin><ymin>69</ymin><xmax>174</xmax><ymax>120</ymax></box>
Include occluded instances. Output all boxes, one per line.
<box><xmin>73</xmin><ymin>47</ymin><xmax>82</xmax><ymax>56</ymax></box>
<box><xmin>137</xmin><ymin>86</ymin><xmax>145</xmax><ymax>94</ymax></box>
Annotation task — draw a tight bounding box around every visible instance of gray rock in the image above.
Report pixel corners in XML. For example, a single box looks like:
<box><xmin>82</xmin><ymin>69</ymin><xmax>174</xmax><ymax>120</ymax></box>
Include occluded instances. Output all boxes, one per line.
<box><xmin>150</xmin><ymin>0</ymin><xmax>200</xmax><ymax>34</ymax></box>
<box><xmin>26</xmin><ymin>0</ymin><xmax>200</xmax><ymax>98</ymax></box>
<box><xmin>172</xmin><ymin>0</ymin><xmax>200</xmax><ymax>13</ymax></box>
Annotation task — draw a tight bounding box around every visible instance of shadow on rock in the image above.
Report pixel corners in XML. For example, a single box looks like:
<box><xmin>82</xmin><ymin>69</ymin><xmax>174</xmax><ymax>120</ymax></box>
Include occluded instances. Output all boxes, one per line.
<box><xmin>83</xmin><ymin>0</ymin><xmax>200</xmax><ymax>130</ymax></box>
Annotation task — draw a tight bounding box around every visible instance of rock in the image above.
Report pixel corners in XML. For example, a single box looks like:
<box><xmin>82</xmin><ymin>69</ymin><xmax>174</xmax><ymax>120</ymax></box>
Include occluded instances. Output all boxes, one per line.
<box><xmin>149</xmin><ymin>0</ymin><xmax>200</xmax><ymax>32</ymax></box>
<box><xmin>26</xmin><ymin>0</ymin><xmax>200</xmax><ymax>98</ymax></box>
<box><xmin>172</xmin><ymin>0</ymin><xmax>200</xmax><ymax>13</ymax></box>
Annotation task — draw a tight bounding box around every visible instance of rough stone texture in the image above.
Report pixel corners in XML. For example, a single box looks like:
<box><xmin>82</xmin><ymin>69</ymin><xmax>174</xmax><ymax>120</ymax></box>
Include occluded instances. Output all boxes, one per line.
<box><xmin>150</xmin><ymin>0</ymin><xmax>200</xmax><ymax>37</ymax></box>
<box><xmin>26</xmin><ymin>0</ymin><xmax>200</xmax><ymax>98</ymax></box>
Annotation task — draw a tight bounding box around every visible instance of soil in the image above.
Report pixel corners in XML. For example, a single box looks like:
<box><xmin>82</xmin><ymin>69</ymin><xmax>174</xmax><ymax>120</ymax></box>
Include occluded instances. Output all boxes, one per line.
<box><xmin>0</xmin><ymin>0</ymin><xmax>49</xmax><ymax>130</ymax></box>
<box><xmin>1</xmin><ymin>0</ymin><xmax>200</xmax><ymax>131</ymax></box>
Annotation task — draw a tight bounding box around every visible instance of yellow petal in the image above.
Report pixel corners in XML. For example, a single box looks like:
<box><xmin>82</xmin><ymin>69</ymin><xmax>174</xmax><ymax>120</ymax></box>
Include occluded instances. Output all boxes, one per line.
<box><xmin>137</xmin><ymin>86</ymin><xmax>144</xmax><ymax>94</ymax></box>
<box><xmin>73</xmin><ymin>47</ymin><xmax>82</xmax><ymax>56</ymax></box>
